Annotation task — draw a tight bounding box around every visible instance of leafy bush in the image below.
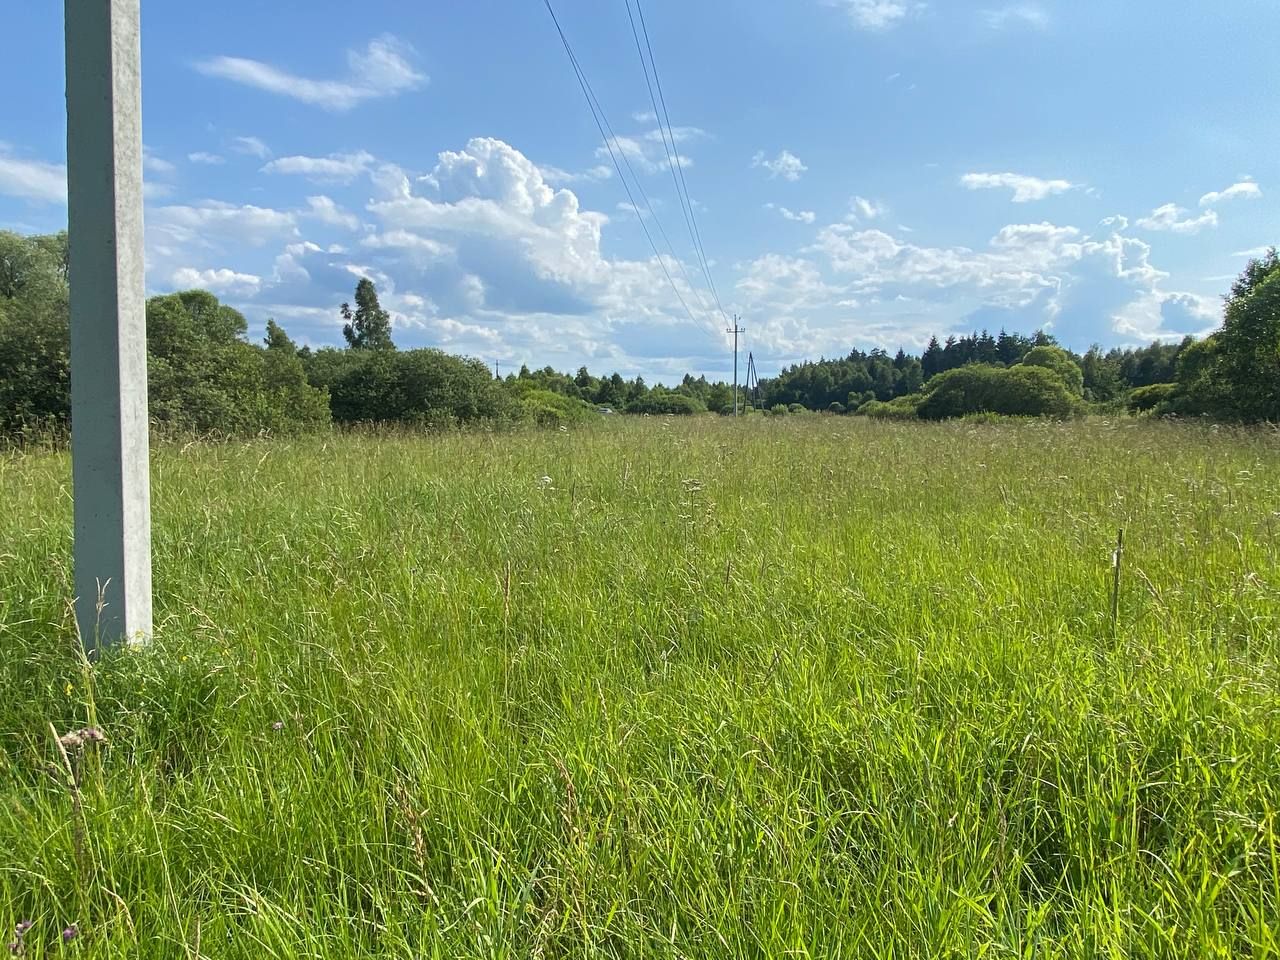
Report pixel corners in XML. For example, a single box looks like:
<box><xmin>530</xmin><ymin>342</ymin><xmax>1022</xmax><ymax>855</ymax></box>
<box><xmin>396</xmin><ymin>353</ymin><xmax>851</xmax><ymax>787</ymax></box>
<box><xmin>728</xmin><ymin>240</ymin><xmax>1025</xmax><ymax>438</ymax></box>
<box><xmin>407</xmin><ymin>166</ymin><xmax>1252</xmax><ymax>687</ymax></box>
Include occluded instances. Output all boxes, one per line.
<box><xmin>917</xmin><ymin>365</ymin><xmax>1077</xmax><ymax>420</ymax></box>
<box><xmin>626</xmin><ymin>391</ymin><xmax>706</xmax><ymax>416</ymax></box>
<box><xmin>515</xmin><ymin>388</ymin><xmax>596</xmax><ymax>427</ymax></box>
<box><xmin>311</xmin><ymin>348</ymin><xmax>512</xmax><ymax>426</ymax></box>
<box><xmin>147</xmin><ymin>291</ymin><xmax>330</xmax><ymax>434</ymax></box>
<box><xmin>858</xmin><ymin>395</ymin><xmax>920</xmax><ymax>420</ymax></box>
<box><xmin>256</xmin><ymin>321</ymin><xmax>331</xmax><ymax>432</ymax></box>
<box><xmin>0</xmin><ymin>232</ymin><xmax>71</xmax><ymax>434</ymax></box>
<box><xmin>848</xmin><ymin>391</ymin><xmax>876</xmax><ymax>412</ymax></box>
<box><xmin>1020</xmin><ymin>345</ymin><xmax>1085</xmax><ymax>396</ymax></box>
<box><xmin>1127</xmin><ymin>382</ymin><xmax>1177</xmax><ymax>412</ymax></box>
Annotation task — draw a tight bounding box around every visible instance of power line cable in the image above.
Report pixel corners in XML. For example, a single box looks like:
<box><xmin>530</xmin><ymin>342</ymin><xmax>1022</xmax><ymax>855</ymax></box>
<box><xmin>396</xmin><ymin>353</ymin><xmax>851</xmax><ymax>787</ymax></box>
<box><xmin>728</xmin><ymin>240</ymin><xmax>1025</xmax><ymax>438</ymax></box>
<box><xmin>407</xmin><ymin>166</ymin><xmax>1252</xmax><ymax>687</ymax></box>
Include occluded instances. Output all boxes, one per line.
<box><xmin>633</xmin><ymin>0</ymin><xmax>728</xmax><ymax>319</ymax></box>
<box><xmin>622</xmin><ymin>0</ymin><xmax>725</xmax><ymax>322</ymax></box>
<box><xmin>539</xmin><ymin>0</ymin><xmax>722</xmax><ymax>345</ymax></box>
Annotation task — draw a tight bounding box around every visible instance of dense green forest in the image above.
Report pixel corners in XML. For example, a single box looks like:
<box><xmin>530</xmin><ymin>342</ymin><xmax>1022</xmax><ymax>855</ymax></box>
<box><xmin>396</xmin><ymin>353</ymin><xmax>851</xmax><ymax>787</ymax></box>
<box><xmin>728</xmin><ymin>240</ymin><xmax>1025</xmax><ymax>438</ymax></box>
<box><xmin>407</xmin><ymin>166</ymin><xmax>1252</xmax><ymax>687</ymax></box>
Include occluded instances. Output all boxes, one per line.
<box><xmin>1</xmin><ymin>229</ymin><xmax>1276</xmax><ymax>435</ymax></box>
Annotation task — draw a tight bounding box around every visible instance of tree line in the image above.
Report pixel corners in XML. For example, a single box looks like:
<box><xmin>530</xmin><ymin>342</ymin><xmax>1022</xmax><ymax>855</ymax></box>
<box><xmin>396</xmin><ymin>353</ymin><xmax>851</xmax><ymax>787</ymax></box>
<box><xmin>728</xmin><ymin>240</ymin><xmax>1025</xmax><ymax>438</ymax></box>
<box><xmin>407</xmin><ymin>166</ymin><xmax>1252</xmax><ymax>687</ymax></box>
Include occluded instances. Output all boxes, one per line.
<box><xmin>0</xmin><ymin>234</ymin><xmax>727</xmax><ymax>437</ymax></box>
<box><xmin>1</xmin><ymin>228</ymin><xmax>1277</xmax><ymax>435</ymax></box>
<box><xmin>747</xmin><ymin>250</ymin><xmax>1279</xmax><ymax>422</ymax></box>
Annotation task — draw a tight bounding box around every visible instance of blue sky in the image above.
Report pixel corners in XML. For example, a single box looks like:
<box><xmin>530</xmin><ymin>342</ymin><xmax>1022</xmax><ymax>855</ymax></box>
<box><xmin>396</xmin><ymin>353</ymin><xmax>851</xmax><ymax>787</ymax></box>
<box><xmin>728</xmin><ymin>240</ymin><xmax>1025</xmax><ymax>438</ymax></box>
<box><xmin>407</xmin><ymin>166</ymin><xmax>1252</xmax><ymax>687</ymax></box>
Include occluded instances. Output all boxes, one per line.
<box><xmin>1</xmin><ymin>0</ymin><xmax>1276</xmax><ymax>380</ymax></box>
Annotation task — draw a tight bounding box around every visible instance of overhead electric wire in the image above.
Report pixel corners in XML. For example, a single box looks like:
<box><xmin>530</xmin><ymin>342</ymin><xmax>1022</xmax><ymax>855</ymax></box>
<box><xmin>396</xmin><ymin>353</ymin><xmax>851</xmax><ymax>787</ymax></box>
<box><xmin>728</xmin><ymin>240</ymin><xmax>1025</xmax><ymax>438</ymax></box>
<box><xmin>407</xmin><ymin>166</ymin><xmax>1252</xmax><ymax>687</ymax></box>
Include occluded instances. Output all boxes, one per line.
<box><xmin>621</xmin><ymin>0</ymin><xmax>725</xmax><ymax>322</ymax></box>
<box><xmin>627</xmin><ymin>0</ymin><xmax>728</xmax><ymax>322</ymax></box>
<box><xmin>539</xmin><ymin>0</ymin><xmax>722</xmax><ymax>345</ymax></box>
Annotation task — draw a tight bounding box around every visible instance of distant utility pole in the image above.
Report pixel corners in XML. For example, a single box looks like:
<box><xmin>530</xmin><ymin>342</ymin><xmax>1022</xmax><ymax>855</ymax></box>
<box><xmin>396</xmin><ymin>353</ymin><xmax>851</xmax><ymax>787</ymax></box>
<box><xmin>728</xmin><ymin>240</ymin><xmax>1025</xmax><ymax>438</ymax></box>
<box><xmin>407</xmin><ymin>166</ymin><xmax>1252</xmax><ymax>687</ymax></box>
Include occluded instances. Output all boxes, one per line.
<box><xmin>727</xmin><ymin>316</ymin><xmax>745</xmax><ymax>416</ymax></box>
<box><xmin>494</xmin><ymin>360</ymin><xmax>500</xmax><ymax>379</ymax></box>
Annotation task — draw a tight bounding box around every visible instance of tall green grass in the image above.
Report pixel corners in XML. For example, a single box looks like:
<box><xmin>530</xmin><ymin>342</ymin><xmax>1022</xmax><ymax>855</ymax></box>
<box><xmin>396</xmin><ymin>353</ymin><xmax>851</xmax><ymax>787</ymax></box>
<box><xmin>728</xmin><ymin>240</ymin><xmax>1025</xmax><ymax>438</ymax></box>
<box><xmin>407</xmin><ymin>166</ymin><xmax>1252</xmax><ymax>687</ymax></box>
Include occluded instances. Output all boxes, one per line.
<box><xmin>2</xmin><ymin>417</ymin><xmax>1278</xmax><ymax>957</ymax></box>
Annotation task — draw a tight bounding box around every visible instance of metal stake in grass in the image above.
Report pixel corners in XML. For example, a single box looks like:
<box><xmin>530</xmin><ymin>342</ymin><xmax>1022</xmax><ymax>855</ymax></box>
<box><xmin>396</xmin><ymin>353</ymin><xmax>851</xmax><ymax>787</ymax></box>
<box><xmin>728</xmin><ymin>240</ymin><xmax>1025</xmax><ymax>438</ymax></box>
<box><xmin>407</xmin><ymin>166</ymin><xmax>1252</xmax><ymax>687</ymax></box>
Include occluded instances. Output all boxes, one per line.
<box><xmin>1110</xmin><ymin>528</ymin><xmax>1124</xmax><ymax>639</ymax></box>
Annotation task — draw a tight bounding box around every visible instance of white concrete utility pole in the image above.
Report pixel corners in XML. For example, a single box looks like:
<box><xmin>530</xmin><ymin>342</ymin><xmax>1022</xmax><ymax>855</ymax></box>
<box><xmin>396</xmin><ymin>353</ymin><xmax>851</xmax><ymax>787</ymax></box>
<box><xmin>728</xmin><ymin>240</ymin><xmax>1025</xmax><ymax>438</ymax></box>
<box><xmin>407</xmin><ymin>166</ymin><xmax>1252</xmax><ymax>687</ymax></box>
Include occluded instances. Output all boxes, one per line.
<box><xmin>65</xmin><ymin>0</ymin><xmax>153</xmax><ymax>649</ymax></box>
<box><xmin>727</xmin><ymin>317</ymin><xmax>745</xmax><ymax>417</ymax></box>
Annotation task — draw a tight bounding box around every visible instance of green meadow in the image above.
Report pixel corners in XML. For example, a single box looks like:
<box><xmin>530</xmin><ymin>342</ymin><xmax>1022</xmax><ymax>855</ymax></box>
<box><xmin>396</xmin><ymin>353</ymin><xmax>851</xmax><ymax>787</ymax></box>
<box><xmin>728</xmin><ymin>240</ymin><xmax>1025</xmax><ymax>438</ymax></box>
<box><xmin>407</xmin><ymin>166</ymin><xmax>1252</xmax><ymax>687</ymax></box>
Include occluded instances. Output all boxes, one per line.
<box><xmin>2</xmin><ymin>417</ymin><xmax>1278</xmax><ymax>958</ymax></box>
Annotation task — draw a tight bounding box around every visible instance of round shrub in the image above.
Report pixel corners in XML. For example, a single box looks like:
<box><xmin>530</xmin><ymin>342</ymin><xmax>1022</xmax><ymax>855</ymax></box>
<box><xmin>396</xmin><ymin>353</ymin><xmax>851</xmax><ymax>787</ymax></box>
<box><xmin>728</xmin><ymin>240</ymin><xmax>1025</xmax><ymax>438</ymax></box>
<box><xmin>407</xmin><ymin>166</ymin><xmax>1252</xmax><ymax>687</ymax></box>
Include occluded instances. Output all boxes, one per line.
<box><xmin>917</xmin><ymin>364</ymin><xmax>1077</xmax><ymax>420</ymax></box>
<box><xmin>626</xmin><ymin>392</ymin><xmax>706</xmax><ymax>416</ymax></box>
<box><xmin>1127</xmin><ymin>382</ymin><xmax>1177</xmax><ymax>412</ymax></box>
<box><xmin>1020</xmin><ymin>345</ymin><xmax>1085</xmax><ymax>396</ymax></box>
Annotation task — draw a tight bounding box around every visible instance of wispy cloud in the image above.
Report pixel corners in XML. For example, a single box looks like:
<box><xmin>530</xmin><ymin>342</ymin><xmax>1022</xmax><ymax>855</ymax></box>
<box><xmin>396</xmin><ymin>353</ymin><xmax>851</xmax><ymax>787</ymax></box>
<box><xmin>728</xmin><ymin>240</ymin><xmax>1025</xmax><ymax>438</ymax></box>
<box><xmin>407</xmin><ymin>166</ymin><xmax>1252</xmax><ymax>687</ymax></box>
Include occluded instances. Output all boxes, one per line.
<box><xmin>0</xmin><ymin>144</ymin><xmax>66</xmax><ymax>203</ymax></box>
<box><xmin>983</xmin><ymin>3</ymin><xmax>1050</xmax><ymax>30</ymax></box>
<box><xmin>824</xmin><ymin>0</ymin><xmax>918</xmax><ymax>31</ymax></box>
<box><xmin>1136</xmin><ymin>203</ymin><xmax>1218</xmax><ymax>235</ymax></box>
<box><xmin>149</xmin><ymin>201</ymin><xmax>298</xmax><ymax>248</ymax></box>
<box><xmin>541</xmin><ymin>163</ymin><xmax>614</xmax><ymax>186</ymax></box>
<box><xmin>261</xmin><ymin>151</ymin><xmax>376</xmax><ymax>183</ymax></box>
<box><xmin>961</xmin><ymin>171</ymin><xmax>1076</xmax><ymax>202</ymax></box>
<box><xmin>231</xmin><ymin>136</ymin><xmax>272</xmax><ymax>159</ymax></box>
<box><xmin>1199</xmin><ymin>179</ymin><xmax>1261</xmax><ymax>207</ymax></box>
<box><xmin>188</xmin><ymin>151</ymin><xmax>225</xmax><ymax>165</ymax></box>
<box><xmin>850</xmin><ymin>196</ymin><xmax>888</xmax><ymax>221</ymax></box>
<box><xmin>194</xmin><ymin>35</ymin><xmax>427</xmax><ymax>112</ymax></box>
<box><xmin>753</xmin><ymin>149</ymin><xmax>808</xmax><ymax>182</ymax></box>
<box><xmin>598</xmin><ymin>126</ymin><xmax>706</xmax><ymax>176</ymax></box>
<box><xmin>765</xmin><ymin>203</ymin><xmax>817</xmax><ymax>224</ymax></box>
<box><xmin>143</xmin><ymin>150</ymin><xmax>176</xmax><ymax>175</ymax></box>
<box><xmin>171</xmin><ymin>267</ymin><xmax>262</xmax><ymax>295</ymax></box>
<box><xmin>302</xmin><ymin>195</ymin><xmax>361</xmax><ymax>231</ymax></box>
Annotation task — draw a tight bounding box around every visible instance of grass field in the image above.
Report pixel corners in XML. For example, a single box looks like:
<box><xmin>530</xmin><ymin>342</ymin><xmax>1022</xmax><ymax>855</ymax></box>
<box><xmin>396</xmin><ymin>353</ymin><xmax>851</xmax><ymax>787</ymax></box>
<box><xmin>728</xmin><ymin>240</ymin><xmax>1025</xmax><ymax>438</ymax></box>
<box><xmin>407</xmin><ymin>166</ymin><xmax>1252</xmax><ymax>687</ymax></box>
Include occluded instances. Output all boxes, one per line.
<box><xmin>2</xmin><ymin>417</ymin><xmax>1279</xmax><ymax>958</ymax></box>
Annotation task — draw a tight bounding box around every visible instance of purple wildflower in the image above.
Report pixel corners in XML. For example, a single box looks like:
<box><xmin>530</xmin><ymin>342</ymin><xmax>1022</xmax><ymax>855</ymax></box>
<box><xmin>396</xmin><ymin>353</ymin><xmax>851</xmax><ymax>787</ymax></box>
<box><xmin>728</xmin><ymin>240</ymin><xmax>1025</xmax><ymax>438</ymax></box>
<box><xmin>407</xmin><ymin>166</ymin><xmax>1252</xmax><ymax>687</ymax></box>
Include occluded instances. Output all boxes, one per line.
<box><xmin>9</xmin><ymin>920</ymin><xmax>33</xmax><ymax>955</ymax></box>
<box><xmin>61</xmin><ymin>925</ymin><xmax>77</xmax><ymax>944</ymax></box>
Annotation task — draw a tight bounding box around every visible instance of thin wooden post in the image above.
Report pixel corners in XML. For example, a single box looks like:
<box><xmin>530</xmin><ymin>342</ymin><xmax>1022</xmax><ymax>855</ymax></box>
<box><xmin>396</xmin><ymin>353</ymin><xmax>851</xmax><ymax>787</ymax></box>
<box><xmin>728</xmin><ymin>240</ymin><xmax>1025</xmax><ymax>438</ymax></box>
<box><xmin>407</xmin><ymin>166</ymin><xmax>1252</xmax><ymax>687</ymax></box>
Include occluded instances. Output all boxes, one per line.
<box><xmin>1109</xmin><ymin>528</ymin><xmax>1124</xmax><ymax>640</ymax></box>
